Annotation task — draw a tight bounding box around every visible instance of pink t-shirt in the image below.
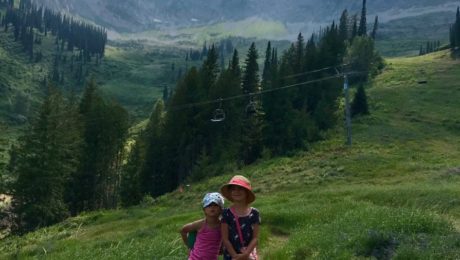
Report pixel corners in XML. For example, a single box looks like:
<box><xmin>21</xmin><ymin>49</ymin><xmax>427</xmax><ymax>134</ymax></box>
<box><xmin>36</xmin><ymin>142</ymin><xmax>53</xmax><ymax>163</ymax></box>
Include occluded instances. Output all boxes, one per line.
<box><xmin>188</xmin><ymin>221</ymin><xmax>222</xmax><ymax>260</ymax></box>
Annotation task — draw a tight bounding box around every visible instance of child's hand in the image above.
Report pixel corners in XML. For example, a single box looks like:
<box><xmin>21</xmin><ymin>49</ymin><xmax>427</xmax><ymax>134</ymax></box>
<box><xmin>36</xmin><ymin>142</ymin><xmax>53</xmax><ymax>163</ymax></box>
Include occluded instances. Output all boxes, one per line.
<box><xmin>233</xmin><ymin>253</ymin><xmax>249</xmax><ymax>260</ymax></box>
<box><xmin>239</xmin><ymin>247</ymin><xmax>251</xmax><ymax>259</ymax></box>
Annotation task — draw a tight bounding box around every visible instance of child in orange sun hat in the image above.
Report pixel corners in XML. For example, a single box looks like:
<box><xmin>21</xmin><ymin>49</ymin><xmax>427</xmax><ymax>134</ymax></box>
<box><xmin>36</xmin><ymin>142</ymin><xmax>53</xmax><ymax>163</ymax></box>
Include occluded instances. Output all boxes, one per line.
<box><xmin>220</xmin><ymin>175</ymin><xmax>260</xmax><ymax>260</ymax></box>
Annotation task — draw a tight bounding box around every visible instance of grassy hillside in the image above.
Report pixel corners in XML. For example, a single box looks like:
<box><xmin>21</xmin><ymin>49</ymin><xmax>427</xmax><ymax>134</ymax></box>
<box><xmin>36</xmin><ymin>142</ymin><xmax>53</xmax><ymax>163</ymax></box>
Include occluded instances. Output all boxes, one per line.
<box><xmin>376</xmin><ymin>11</ymin><xmax>453</xmax><ymax>57</ymax></box>
<box><xmin>0</xmin><ymin>21</ymin><xmax>187</xmax><ymax>174</ymax></box>
<box><xmin>118</xmin><ymin>18</ymin><xmax>289</xmax><ymax>44</ymax></box>
<box><xmin>1</xmin><ymin>50</ymin><xmax>459</xmax><ymax>259</ymax></box>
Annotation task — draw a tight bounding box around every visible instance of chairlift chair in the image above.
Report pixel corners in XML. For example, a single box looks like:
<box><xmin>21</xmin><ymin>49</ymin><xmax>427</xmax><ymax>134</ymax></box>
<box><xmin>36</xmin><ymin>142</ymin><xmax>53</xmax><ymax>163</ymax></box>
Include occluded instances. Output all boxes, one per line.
<box><xmin>211</xmin><ymin>108</ymin><xmax>226</xmax><ymax>122</ymax></box>
<box><xmin>246</xmin><ymin>94</ymin><xmax>258</xmax><ymax>115</ymax></box>
<box><xmin>211</xmin><ymin>98</ymin><xmax>225</xmax><ymax>122</ymax></box>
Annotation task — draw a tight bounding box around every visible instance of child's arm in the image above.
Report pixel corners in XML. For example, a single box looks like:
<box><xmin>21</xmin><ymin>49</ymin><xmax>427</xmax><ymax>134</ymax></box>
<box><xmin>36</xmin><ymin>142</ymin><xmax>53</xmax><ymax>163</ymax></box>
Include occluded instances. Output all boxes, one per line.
<box><xmin>221</xmin><ymin>222</ymin><xmax>239</xmax><ymax>259</ymax></box>
<box><xmin>240</xmin><ymin>223</ymin><xmax>259</xmax><ymax>258</ymax></box>
<box><xmin>180</xmin><ymin>219</ymin><xmax>204</xmax><ymax>248</ymax></box>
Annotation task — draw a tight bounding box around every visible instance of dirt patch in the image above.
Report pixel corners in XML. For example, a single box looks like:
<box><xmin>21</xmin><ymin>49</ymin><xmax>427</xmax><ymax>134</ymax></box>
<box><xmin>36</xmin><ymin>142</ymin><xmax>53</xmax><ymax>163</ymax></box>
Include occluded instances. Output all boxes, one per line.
<box><xmin>0</xmin><ymin>194</ymin><xmax>11</xmax><ymax>207</ymax></box>
<box><xmin>445</xmin><ymin>167</ymin><xmax>460</xmax><ymax>176</ymax></box>
<box><xmin>0</xmin><ymin>194</ymin><xmax>14</xmax><ymax>238</ymax></box>
<box><xmin>0</xmin><ymin>194</ymin><xmax>11</xmax><ymax>201</ymax></box>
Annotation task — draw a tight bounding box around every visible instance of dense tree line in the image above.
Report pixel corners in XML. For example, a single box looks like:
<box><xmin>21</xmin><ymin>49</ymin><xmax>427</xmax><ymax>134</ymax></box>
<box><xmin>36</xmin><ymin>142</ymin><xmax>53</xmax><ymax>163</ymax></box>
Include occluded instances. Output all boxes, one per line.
<box><xmin>121</xmin><ymin>0</ymin><xmax>382</xmax><ymax>206</ymax></box>
<box><xmin>419</xmin><ymin>41</ymin><xmax>441</xmax><ymax>56</ymax></box>
<box><xmin>9</xmin><ymin>80</ymin><xmax>129</xmax><ymax>233</ymax></box>
<box><xmin>0</xmin><ymin>0</ymin><xmax>14</xmax><ymax>8</ymax></box>
<box><xmin>1</xmin><ymin>0</ymin><xmax>107</xmax><ymax>60</ymax></box>
<box><xmin>450</xmin><ymin>7</ymin><xmax>460</xmax><ymax>49</ymax></box>
<box><xmin>187</xmin><ymin>38</ymin><xmax>234</xmax><ymax>62</ymax></box>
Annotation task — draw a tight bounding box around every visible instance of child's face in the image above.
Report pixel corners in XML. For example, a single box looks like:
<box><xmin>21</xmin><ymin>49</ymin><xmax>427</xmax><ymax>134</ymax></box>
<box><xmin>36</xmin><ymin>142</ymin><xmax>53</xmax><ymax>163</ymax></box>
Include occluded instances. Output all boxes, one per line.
<box><xmin>204</xmin><ymin>203</ymin><xmax>222</xmax><ymax>217</ymax></box>
<box><xmin>229</xmin><ymin>185</ymin><xmax>247</xmax><ymax>203</ymax></box>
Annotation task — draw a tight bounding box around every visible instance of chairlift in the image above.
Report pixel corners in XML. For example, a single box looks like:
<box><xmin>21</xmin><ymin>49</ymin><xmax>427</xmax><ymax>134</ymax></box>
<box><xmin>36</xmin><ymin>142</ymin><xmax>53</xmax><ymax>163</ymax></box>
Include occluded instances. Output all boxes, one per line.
<box><xmin>211</xmin><ymin>98</ymin><xmax>225</xmax><ymax>122</ymax></box>
<box><xmin>246</xmin><ymin>94</ymin><xmax>258</xmax><ymax>115</ymax></box>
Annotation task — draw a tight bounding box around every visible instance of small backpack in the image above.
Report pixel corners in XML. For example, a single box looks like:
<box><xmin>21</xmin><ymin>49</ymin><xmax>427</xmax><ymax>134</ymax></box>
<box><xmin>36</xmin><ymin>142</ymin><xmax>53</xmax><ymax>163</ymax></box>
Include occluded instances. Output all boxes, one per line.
<box><xmin>187</xmin><ymin>230</ymin><xmax>197</xmax><ymax>249</ymax></box>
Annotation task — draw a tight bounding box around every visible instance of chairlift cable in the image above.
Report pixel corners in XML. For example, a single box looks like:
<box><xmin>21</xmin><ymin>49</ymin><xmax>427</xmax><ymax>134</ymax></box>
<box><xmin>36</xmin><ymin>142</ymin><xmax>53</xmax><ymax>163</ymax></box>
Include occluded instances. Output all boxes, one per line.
<box><xmin>168</xmin><ymin>72</ymin><xmax>363</xmax><ymax>112</ymax></box>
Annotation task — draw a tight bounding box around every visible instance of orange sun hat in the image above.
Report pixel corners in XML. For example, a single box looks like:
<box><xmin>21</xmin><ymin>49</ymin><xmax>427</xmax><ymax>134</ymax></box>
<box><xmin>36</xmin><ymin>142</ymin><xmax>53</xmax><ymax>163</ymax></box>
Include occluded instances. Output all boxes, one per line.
<box><xmin>220</xmin><ymin>175</ymin><xmax>256</xmax><ymax>203</ymax></box>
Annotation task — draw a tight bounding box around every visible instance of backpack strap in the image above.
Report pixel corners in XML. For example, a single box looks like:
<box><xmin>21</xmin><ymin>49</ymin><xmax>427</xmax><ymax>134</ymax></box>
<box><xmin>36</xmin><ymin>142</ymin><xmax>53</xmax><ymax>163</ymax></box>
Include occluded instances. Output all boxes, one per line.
<box><xmin>229</xmin><ymin>207</ymin><xmax>246</xmax><ymax>247</ymax></box>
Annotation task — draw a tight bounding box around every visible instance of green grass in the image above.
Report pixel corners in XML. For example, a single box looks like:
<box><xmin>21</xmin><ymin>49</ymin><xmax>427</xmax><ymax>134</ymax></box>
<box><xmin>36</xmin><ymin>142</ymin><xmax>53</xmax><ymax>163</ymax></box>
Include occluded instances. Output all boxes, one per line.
<box><xmin>1</xmin><ymin>50</ymin><xmax>459</xmax><ymax>258</ymax></box>
<box><xmin>120</xmin><ymin>17</ymin><xmax>288</xmax><ymax>44</ymax></box>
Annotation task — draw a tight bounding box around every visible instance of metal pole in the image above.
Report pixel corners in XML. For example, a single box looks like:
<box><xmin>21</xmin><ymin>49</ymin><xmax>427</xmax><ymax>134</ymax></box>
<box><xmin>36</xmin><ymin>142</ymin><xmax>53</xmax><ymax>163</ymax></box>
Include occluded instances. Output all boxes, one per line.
<box><xmin>344</xmin><ymin>74</ymin><xmax>352</xmax><ymax>146</ymax></box>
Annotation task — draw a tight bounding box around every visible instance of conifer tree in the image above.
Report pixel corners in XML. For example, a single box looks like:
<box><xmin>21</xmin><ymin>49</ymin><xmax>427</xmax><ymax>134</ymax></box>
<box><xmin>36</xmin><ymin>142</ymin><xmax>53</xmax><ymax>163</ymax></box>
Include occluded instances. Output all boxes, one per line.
<box><xmin>262</xmin><ymin>41</ymin><xmax>272</xmax><ymax>85</ymax></box>
<box><xmin>339</xmin><ymin>9</ymin><xmax>349</xmax><ymax>42</ymax></box>
<box><xmin>303</xmin><ymin>35</ymin><xmax>320</xmax><ymax>112</ymax></box>
<box><xmin>201</xmin><ymin>41</ymin><xmax>208</xmax><ymax>60</ymax></box>
<box><xmin>371</xmin><ymin>16</ymin><xmax>378</xmax><ymax>39</ymax></box>
<box><xmin>242</xmin><ymin>43</ymin><xmax>260</xmax><ymax>94</ymax></box>
<box><xmin>240</xmin><ymin>43</ymin><xmax>264</xmax><ymax>164</ymax></box>
<box><xmin>72</xmin><ymin>80</ymin><xmax>129</xmax><ymax>213</ymax></box>
<box><xmin>263</xmin><ymin>51</ymin><xmax>302</xmax><ymax>154</ymax></box>
<box><xmin>162</xmin><ymin>68</ymin><xmax>201</xmax><ymax>188</ymax></box>
<box><xmin>206</xmin><ymin>56</ymin><xmax>243</xmax><ymax>166</ymax></box>
<box><xmin>295</xmin><ymin>33</ymin><xmax>304</xmax><ymax>73</ymax></box>
<box><xmin>230</xmin><ymin>49</ymin><xmax>241</xmax><ymax>78</ymax></box>
<box><xmin>11</xmin><ymin>86</ymin><xmax>82</xmax><ymax>233</ymax></box>
<box><xmin>162</xmin><ymin>85</ymin><xmax>169</xmax><ymax>102</ymax></box>
<box><xmin>120</xmin><ymin>141</ymin><xmax>143</xmax><ymax>206</ymax></box>
<box><xmin>351</xmin><ymin>14</ymin><xmax>358</xmax><ymax>40</ymax></box>
<box><xmin>139</xmin><ymin>100</ymin><xmax>166</xmax><ymax>197</ymax></box>
<box><xmin>455</xmin><ymin>7</ymin><xmax>460</xmax><ymax>48</ymax></box>
<box><xmin>351</xmin><ymin>84</ymin><xmax>369</xmax><ymax>117</ymax></box>
<box><xmin>358</xmin><ymin>0</ymin><xmax>367</xmax><ymax>36</ymax></box>
<box><xmin>200</xmin><ymin>45</ymin><xmax>219</xmax><ymax>97</ymax></box>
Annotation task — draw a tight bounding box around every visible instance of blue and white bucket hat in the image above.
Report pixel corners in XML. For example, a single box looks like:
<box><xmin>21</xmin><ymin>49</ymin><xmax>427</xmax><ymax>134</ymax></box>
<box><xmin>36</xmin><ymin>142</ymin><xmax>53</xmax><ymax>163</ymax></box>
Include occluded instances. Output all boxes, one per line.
<box><xmin>202</xmin><ymin>192</ymin><xmax>224</xmax><ymax>208</ymax></box>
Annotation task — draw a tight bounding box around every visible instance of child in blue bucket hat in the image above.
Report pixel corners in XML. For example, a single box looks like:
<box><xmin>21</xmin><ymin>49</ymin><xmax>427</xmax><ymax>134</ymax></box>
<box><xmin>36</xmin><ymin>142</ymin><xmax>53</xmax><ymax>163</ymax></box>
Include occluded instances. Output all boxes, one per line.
<box><xmin>180</xmin><ymin>192</ymin><xmax>225</xmax><ymax>260</ymax></box>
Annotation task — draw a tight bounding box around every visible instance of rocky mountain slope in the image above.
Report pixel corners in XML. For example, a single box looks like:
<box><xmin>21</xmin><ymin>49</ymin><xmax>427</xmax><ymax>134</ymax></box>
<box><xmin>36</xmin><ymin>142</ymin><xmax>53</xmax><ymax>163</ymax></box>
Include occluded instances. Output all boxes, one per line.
<box><xmin>33</xmin><ymin>0</ymin><xmax>459</xmax><ymax>33</ymax></box>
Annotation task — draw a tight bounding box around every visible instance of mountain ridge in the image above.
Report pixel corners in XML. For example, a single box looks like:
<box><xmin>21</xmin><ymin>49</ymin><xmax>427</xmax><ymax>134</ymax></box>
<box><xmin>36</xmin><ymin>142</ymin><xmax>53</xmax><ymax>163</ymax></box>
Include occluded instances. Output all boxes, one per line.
<box><xmin>32</xmin><ymin>0</ymin><xmax>459</xmax><ymax>35</ymax></box>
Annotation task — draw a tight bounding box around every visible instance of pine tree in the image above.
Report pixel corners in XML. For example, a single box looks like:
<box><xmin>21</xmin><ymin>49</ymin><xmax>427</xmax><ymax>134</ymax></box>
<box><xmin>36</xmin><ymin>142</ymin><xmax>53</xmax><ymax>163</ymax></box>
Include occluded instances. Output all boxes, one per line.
<box><xmin>201</xmin><ymin>41</ymin><xmax>208</xmax><ymax>60</ymax></box>
<box><xmin>339</xmin><ymin>9</ymin><xmax>349</xmax><ymax>42</ymax></box>
<box><xmin>230</xmin><ymin>49</ymin><xmax>241</xmax><ymax>78</ymax></box>
<box><xmin>262</xmin><ymin>41</ymin><xmax>272</xmax><ymax>85</ymax></box>
<box><xmin>162</xmin><ymin>68</ymin><xmax>201</xmax><ymax>189</ymax></box>
<box><xmin>72</xmin><ymin>79</ymin><xmax>129</xmax><ymax>213</ymax></box>
<box><xmin>206</xmin><ymin>58</ymin><xmax>243</xmax><ymax>166</ymax></box>
<box><xmin>344</xmin><ymin>36</ymin><xmax>379</xmax><ymax>81</ymax></box>
<box><xmin>240</xmin><ymin>43</ymin><xmax>264</xmax><ymax>164</ymax></box>
<box><xmin>351</xmin><ymin>84</ymin><xmax>369</xmax><ymax>117</ymax></box>
<box><xmin>242</xmin><ymin>43</ymin><xmax>260</xmax><ymax>94</ymax></box>
<box><xmin>351</xmin><ymin>14</ymin><xmax>358</xmax><ymax>40</ymax></box>
<box><xmin>295</xmin><ymin>33</ymin><xmax>304</xmax><ymax>73</ymax></box>
<box><xmin>11</xmin><ymin>86</ymin><xmax>82</xmax><ymax>233</ymax></box>
<box><xmin>162</xmin><ymin>85</ymin><xmax>169</xmax><ymax>102</ymax></box>
<box><xmin>200</xmin><ymin>45</ymin><xmax>219</xmax><ymax>97</ymax></box>
<box><xmin>303</xmin><ymin>35</ymin><xmax>320</xmax><ymax>112</ymax></box>
<box><xmin>139</xmin><ymin>100</ymin><xmax>166</xmax><ymax>197</ymax></box>
<box><xmin>371</xmin><ymin>16</ymin><xmax>378</xmax><ymax>39</ymax></box>
<box><xmin>120</xmin><ymin>141</ymin><xmax>143</xmax><ymax>206</ymax></box>
<box><xmin>455</xmin><ymin>7</ymin><xmax>460</xmax><ymax>48</ymax></box>
<box><xmin>358</xmin><ymin>0</ymin><xmax>367</xmax><ymax>36</ymax></box>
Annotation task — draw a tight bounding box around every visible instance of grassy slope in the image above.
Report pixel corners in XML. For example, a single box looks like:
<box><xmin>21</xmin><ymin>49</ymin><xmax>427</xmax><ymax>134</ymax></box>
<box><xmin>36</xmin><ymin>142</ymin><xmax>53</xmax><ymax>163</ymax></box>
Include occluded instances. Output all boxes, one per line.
<box><xmin>0</xmin><ymin>25</ymin><xmax>51</xmax><ymax>172</ymax></box>
<box><xmin>1</xmin><ymin>51</ymin><xmax>460</xmax><ymax>259</ymax></box>
<box><xmin>118</xmin><ymin>18</ymin><xmax>288</xmax><ymax>45</ymax></box>
<box><xmin>376</xmin><ymin>11</ymin><xmax>453</xmax><ymax>57</ymax></box>
<box><xmin>0</xmin><ymin>23</ymin><xmax>185</xmax><ymax>173</ymax></box>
